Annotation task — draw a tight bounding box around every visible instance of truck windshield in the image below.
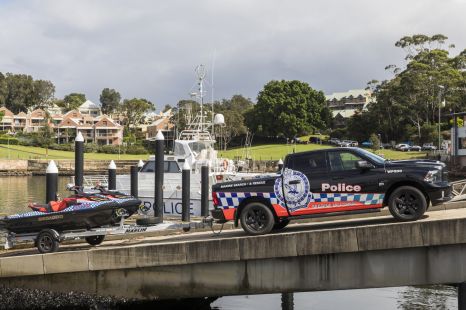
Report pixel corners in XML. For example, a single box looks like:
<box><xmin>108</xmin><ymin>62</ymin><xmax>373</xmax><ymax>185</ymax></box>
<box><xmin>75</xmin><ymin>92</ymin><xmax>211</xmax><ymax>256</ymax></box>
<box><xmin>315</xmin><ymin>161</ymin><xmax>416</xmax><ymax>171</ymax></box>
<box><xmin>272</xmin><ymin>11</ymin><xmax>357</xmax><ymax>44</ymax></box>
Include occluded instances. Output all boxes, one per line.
<box><xmin>357</xmin><ymin>149</ymin><xmax>386</xmax><ymax>165</ymax></box>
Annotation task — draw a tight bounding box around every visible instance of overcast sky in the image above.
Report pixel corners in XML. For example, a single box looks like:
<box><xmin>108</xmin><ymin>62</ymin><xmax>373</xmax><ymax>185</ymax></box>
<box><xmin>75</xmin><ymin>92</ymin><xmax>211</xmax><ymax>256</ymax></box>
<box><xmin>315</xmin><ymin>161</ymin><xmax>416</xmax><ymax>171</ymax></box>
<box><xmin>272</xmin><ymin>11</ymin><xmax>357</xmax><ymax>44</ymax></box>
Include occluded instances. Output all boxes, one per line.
<box><xmin>0</xmin><ymin>0</ymin><xmax>465</xmax><ymax>110</ymax></box>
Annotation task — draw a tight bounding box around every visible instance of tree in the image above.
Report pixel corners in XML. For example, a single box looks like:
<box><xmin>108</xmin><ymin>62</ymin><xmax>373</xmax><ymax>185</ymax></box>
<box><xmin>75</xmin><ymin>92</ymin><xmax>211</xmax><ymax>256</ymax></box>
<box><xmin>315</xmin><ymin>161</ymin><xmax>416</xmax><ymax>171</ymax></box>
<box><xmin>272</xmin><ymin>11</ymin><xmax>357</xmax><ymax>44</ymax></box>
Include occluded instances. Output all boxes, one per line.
<box><xmin>214</xmin><ymin>95</ymin><xmax>253</xmax><ymax>149</ymax></box>
<box><xmin>367</xmin><ymin>34</ymin><xmax>466</xmax><ymax>143</ymax></box>
<box><xmin>120</xmin><ymin>98</ymin><xmax>154</xmax><ymax>132</ymax></box>
<box><xmin>369</xmin><ymin>133</ymin><xmax>380</xmax><ymax>151</ymax></box>
<box><xmin>61</xmin><ymin>93</ymin><xmax>86</xmax><ymax>112</ymax></box>
<box><xmin>0</xmin><ymin>73</ymin><xmax>7</xmax><ymax>107</ymax></box>
<box><xmin>246</xmin><ymin>80</ymin><xmax>328</xmax><ymax>138</ymax></box>
<box><xmin>99</xmin><ymin>88</ymin><xmax>121</xmax><ymax>115</ymax></box>
<box><xmin>4</xmin><ymin>73</ymin><xmax>35</xmax><ymax>113</ymax></box>
<box><xmin>36</xmin><ymin>112</ymin><xmax>54</xmax><ymax>157</ymax></box>
<box><xmin>33</xmin><ymin>80</ymin><xmax>55</xmax><ymax>109</ymax></box>
<box><xmin>0</xmin><ymin>73</ymin><xmax>55</xmax><ymax>112</ymax></box>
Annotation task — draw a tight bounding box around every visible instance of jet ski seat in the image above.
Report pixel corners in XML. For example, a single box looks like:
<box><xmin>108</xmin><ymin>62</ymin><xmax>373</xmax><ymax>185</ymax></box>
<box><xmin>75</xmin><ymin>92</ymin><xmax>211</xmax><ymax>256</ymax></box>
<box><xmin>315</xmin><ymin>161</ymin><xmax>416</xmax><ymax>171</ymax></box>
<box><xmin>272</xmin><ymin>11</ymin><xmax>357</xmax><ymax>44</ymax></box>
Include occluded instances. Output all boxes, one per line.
<box><xmin>28</xmin><ymin>198</ymin><xmax>78</xmax><ymax>213</ymax></box>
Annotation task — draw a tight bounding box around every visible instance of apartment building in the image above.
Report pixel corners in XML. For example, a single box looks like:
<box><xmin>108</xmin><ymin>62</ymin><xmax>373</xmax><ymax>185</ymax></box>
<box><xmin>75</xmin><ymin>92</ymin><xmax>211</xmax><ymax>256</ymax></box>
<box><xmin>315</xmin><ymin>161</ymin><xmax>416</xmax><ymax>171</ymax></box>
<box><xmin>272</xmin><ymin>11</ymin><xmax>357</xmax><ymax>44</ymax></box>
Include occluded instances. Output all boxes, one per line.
<box><xmin>0</xmin><ymin>107</ymin><xmax>123</xmax><ymax>145</ymax></box>
<box><xmin>325</xmin><ymin>89</ymin><xmax>374</xmax><ymax>118</ymax></box>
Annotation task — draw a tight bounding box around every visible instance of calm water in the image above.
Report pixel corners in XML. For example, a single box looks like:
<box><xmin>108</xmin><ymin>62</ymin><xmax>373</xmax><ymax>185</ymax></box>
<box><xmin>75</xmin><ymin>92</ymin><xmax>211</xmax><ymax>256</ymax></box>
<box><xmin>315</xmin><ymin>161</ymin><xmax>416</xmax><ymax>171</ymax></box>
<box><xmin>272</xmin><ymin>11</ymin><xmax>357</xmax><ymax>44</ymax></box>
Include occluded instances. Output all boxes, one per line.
<box><xmin>0</xmin><ymin>177</ymin><xmax>459</xmax><ymax>309</ymax></box>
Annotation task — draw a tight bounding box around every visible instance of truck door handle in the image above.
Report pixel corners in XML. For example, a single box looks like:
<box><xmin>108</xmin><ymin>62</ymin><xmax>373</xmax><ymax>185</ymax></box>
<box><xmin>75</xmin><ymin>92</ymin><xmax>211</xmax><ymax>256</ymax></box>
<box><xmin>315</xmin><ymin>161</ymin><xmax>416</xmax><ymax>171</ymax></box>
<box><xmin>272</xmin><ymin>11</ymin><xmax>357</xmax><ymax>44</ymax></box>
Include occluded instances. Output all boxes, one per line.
<box><xmin>289</xmin><ymin>180</ymin><xmax>301</xmax><ymax>185</ymax></box>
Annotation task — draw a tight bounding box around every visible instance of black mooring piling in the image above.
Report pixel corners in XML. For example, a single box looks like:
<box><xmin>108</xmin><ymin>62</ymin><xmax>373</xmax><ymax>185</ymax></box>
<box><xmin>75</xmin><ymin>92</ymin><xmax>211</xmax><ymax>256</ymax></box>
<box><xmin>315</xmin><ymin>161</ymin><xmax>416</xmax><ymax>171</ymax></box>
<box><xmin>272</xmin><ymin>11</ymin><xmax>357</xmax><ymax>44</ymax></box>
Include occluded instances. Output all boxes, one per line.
<box><xmin>137</xmin><ymin>130</ymin><xmax>165</xmax><ymax>226</ymax></box>
<box><xmin>182</xmin><ymin>162</ymin><xmax>191</xmax><ymax>223</ymax></box>
<box><xmin>108</xmin><ymin>160</ymin><xmax>116</xmax><ymax>190</ymax></box>
<box><xmin>153</xmin><ymin>131</ymin><xmax>165</xmax><ymax>223</ymax></box>
<box><xmin>46</xmin><ymin>160</ymin><xmax>58</xmax><ymax>204</ymax></box>
<box><xmin>74</xmin><ymin>132</ymin><xmax>84</xmax><ymax>188</ymax></box>
<box><xmin>130</xmin><ymin>165</ymin><xmax>138</xmax><ymax>198</ymax></box>
<box><xmin>201</xmin><ymin>164</ymin><xmax>209</xmax><ymax>217</ymax></box>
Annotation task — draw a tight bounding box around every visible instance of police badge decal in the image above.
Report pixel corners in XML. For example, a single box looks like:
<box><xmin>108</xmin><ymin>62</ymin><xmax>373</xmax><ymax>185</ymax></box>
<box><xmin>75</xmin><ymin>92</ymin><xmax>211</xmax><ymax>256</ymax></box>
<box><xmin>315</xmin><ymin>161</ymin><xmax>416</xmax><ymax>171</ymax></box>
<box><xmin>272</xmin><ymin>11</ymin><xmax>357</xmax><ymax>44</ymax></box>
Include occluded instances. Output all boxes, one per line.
<box><xmin>274</xmin><ymin>168</ymin><xmax>311</xmax><ymax>211</ymax></box>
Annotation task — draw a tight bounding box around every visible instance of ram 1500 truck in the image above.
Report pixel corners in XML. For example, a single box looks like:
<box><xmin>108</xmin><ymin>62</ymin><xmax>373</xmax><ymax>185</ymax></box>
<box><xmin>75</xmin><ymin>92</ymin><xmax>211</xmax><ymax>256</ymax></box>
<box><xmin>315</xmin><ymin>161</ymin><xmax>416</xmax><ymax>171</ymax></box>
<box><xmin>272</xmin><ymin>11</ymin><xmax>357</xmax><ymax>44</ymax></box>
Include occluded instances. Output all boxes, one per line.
<box><xmin>211</xmin><ymin>147</ymin><xmax>451</xmax><ymax>235</ymax></box>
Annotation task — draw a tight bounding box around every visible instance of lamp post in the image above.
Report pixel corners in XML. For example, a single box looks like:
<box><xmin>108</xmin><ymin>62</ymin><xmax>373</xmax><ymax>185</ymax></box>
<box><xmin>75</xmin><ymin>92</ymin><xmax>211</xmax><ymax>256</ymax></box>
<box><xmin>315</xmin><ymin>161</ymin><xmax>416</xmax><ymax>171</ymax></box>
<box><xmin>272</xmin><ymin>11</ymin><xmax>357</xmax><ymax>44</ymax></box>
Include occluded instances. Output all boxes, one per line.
<box><xmin>438</xmin><ymin>85</ymin><xmax>445</xmax><ymax>151</ymax></box>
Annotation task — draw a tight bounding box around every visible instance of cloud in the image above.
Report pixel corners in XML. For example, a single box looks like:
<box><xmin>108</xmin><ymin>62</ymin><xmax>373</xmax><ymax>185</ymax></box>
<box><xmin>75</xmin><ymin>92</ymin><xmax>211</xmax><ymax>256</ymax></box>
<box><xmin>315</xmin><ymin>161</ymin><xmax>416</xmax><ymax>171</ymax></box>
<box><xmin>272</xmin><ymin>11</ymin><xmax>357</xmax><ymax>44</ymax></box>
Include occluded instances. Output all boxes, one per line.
<box><xmin>0</xmin><ymin>0</ymin><xmax>465</xmax><ymax>109</ymax></box>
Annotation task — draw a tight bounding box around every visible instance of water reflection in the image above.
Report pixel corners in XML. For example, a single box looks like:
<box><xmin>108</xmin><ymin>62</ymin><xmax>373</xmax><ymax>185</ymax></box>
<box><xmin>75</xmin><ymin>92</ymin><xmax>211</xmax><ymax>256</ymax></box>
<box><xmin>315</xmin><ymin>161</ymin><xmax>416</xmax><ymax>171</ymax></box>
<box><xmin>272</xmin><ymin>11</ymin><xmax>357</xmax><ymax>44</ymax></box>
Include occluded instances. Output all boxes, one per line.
<box><xmin>0</xmin><ymin>176</ymin><xmax>70</xmax><ymax>215</ymax></box>
<box><xmin>207</xmin><ymin>286</ymin><xmax>457</xmax><ymax>310</ymax></box>
<box><xmin>397</xmin><ymin>285</ymin><xmax>457</xmax><ymax>310</ymax></box>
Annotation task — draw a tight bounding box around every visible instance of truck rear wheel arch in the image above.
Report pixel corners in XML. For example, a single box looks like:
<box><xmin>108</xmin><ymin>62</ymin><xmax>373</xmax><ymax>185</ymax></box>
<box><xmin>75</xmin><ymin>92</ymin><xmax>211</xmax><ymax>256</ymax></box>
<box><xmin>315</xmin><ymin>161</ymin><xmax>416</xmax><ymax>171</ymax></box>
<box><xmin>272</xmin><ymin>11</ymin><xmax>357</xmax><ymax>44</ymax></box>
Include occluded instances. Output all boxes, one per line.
<box><xmin>384</xmin><ymin>181</ymin><xmax>430</xmax><ymax>208</ymax></box>
<box><xmin>235</xmin><ymin>197</ymin><xmax>278</xmax><ymax>227</ymax></box>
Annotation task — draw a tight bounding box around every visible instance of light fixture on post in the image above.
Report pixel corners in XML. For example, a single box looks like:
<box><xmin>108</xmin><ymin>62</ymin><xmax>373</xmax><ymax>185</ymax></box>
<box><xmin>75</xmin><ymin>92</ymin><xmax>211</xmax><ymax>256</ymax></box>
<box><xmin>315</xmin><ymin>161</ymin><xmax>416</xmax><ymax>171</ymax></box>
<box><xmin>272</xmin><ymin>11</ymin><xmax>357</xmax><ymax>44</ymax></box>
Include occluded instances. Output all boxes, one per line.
<box><xmin>438</xmin><ymin>85</ymin><xmax>445</xmax><ymax>152</ymax></box>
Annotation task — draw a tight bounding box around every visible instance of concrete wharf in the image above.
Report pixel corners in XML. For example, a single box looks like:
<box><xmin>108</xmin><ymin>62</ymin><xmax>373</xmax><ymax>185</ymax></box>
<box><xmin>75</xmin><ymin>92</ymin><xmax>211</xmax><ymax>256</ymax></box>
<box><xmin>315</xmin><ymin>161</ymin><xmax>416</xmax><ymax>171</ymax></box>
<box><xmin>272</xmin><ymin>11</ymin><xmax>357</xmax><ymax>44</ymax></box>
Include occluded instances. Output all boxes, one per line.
<box><xmin>2</xmin><ymin>207</ymin><xmax>466</xmax><ymax>303</ymax></box>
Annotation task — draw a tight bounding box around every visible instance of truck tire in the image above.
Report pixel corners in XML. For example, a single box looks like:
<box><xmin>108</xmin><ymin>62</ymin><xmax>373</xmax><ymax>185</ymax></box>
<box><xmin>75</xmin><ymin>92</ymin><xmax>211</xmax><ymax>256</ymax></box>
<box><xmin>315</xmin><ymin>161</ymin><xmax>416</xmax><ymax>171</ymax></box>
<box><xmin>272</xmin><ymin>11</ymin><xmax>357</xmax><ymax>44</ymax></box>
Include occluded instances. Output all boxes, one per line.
<box><xmin>85</xmin><ymin>235</ymin><xmax>105</xmax><ymax>246</ymax></box>
<box><xmin>36</xmin><ymin>230</ymin><xmax>60</xmax><ymax>254</ymax></box>
<box><xmin>388</xmin><ymin>186</ymin><xmax>427</xmax><ymax>221</ymax></box>
<box><xmin>273</xmin><ymin>219</ymin><xmax>290</xmax><ymax>230</ymax></box>
<box><xmin>240</xmin><ymin>202</ymin><xmax>275</xmax><ymax>235</ymax></box>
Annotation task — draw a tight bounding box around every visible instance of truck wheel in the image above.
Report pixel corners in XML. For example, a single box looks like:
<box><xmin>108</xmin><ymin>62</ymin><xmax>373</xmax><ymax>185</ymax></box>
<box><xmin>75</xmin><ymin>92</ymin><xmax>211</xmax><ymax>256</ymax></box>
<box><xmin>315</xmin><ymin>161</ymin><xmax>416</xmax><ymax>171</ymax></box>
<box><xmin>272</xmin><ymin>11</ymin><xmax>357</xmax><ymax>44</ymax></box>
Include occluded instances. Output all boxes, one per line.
<box><xmin>36</xmin><ymin>230</ymin><xmax>59</xmax><ymax>254</ymax></box>
<box><xmin>388</xmin><ymin>186</ymin><xmax>427</xmax><ymax>221</ymax></box>
<box><xmin>85</xmin><ymin>235</ymin><xmax>105</xmax><ymax>246</ymax></box>
<box><xmin>273</xmin><ymin>219</ymin><xmax>290</xmax><ymax>230</ymax></box>
<box><xmin>240</xmin><ymin>202</ymin><xmax>275</xmax><ymax>235</ymax></box>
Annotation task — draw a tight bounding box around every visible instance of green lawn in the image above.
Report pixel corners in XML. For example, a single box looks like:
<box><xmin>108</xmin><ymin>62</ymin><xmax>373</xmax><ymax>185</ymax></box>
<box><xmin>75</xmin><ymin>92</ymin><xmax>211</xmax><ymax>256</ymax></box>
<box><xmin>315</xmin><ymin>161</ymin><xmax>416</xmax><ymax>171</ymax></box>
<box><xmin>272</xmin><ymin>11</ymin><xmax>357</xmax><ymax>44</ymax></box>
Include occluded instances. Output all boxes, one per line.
<box><xmin>219</xmin><ymin>144</ymin><xmax>428</xmax><ymax>161</ymax></box>
<box><xmin>0</xmin><ymin>143</ymin><xmax>427</xmax><ymax>161</ymax></box>
<box><xmin>0</xmin><ymin>145</ymin><xmax>150</xmax><ymax>160</ymax></box>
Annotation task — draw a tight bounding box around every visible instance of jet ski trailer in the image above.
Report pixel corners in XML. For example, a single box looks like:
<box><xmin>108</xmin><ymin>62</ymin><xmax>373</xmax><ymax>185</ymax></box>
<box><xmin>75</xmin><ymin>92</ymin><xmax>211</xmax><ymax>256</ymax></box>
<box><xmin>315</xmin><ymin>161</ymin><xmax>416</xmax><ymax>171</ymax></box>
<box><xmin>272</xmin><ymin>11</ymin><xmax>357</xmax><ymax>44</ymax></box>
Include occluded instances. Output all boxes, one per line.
<box><xmin>1</xmin><ymin>215</ymin><xmax>213</xmax><ymax>254</ymax></box>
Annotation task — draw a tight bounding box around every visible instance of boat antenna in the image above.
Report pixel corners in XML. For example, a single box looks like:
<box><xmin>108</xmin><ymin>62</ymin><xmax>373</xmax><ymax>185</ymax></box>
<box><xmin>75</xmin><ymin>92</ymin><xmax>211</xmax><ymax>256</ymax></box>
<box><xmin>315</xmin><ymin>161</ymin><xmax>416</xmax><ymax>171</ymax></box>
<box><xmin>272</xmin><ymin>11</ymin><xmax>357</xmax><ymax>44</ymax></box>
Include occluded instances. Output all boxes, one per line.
<box><xmin>211</xmin><ymin>50</ymin><xmax>216</xmax><ymax>138</ymax></box>
<box><xmin>195</xmin><ymin>64</ymin><xmax>206</xmax><ymax>132</ymax></box>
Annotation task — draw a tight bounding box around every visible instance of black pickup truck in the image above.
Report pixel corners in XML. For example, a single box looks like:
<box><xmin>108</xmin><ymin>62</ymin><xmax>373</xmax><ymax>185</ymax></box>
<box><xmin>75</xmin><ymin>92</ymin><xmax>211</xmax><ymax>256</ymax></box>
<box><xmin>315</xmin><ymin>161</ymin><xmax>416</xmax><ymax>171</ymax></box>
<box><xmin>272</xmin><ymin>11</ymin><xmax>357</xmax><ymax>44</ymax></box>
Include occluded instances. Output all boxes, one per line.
<box><xmin>211</xmin><ymin>147</ymin><xmax>451</xmax><ymax>235</ymax></box>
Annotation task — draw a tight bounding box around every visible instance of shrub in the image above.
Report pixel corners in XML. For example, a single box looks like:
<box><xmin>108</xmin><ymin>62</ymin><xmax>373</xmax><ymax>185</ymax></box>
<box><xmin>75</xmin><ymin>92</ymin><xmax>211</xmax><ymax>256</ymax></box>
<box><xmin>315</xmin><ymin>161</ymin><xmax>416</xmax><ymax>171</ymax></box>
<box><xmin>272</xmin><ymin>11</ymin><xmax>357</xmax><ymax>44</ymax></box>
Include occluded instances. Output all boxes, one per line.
<box><xmin>368</xmin><ymin>133</ymin><xmax>380</xmax><ymax>151</ymax></box>
<box><xmin>125</xmin><ymin>145</ymin><xmax>149</xmax><ymax>155</ymax></box>
<box><xmin>84</xmin><ymin>143</ymin><xmax>99</xmax><ymax>153</ymax></box>
<box><xmin>50</xmin><ymin>143</ymin><xmax>73</xmax><ymax>151</ymax></box>
<box><xmin>0</xmin><ymin>137</ymin><xmax>19</xmax><ymax>145</ymax></box>
<box><xmin>99</xmin><ymin>145</ymin><xmax>122</xmax><ymax>154</ymax></box>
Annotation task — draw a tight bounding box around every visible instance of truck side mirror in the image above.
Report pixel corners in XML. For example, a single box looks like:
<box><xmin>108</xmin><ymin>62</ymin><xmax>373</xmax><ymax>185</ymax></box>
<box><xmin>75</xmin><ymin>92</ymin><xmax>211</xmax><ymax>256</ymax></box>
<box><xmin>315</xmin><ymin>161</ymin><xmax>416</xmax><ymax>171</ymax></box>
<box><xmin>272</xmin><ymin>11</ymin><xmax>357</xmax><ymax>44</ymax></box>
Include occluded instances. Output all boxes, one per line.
<box><xmin>356</xmin><ymin>160</ymin><xmax>373</xmax><ymax>170</ymax></box>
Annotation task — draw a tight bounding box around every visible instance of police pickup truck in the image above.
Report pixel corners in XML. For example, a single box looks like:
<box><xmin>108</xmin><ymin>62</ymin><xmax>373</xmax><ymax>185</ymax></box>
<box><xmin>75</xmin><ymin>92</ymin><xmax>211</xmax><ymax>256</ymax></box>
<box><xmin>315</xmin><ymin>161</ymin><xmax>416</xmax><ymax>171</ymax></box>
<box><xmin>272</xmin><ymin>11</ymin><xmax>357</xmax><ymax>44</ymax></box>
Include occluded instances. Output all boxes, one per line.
<box><xmin>211</xmin><ymin>147</ymin><xmax>451</xmax><ymax>235</ymax></box>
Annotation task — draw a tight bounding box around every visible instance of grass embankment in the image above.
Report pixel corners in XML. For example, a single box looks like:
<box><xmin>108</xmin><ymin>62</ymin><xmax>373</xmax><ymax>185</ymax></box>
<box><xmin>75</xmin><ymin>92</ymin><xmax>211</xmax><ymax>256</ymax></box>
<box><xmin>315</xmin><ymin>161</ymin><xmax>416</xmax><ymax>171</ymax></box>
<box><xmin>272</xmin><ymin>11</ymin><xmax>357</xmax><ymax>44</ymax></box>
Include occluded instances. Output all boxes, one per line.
<box><xmin>0</xmin><ymin>145</ymin><xmax>149</xmax><ymax>160</ymax></box>
<box><xmin>0</xmin><ymin>143</ymin><xmax>427</xmax><ymax>161</ymax></box>
<box><xmin>219</xmin><ymin>144</ymin><xmax>428</xmax><ymax>161</ymax></box>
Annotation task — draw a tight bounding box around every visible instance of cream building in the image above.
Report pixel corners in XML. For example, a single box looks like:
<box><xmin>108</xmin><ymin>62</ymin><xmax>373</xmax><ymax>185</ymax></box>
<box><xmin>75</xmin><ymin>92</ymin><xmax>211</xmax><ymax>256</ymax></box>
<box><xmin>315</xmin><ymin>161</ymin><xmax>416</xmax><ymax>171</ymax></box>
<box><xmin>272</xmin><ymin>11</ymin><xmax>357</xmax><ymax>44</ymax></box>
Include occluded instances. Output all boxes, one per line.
<box><xmin>326</xmin><ymin>89</ymin><xmax>374</xmax><ymax>118</ymax></box>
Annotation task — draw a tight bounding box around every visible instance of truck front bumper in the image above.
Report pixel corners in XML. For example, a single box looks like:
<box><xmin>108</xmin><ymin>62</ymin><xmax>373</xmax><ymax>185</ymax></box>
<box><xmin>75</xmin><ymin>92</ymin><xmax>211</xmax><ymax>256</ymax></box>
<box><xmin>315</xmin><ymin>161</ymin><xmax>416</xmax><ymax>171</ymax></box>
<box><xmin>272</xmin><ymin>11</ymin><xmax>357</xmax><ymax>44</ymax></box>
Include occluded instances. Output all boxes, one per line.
<box><xmin>427</xmin><ymin>182</ymin><xmax>452</xmax><ymax>205</ymax></box>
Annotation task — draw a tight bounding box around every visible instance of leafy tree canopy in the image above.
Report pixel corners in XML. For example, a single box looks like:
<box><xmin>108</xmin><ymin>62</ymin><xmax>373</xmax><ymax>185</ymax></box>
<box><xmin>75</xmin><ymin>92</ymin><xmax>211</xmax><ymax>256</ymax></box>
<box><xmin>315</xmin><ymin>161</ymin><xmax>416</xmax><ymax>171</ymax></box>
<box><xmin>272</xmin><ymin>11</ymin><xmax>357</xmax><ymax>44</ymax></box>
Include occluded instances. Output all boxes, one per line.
<box><xmin>246</xmin><ymin>80</ymin><xmax>329</xmax><ymax>138</ymax></box>
<box><xmin>120</xmin><ymin>98</ymin><xmax>154</xmax><ymax>132</ymax></box>
<box><xmin>360</xmin><ymin>34</ymin><xmax>466</xmax><ymax>143</ymax></box>
<box><xmin>60</xmin><ymin>93</ymin><xmax>86</xmax><ymax>112</ymax></box>
<box><xmin>0</xmin><ymin>72</ymin><xmax>55</xmax><ymax>113</ymax></box>
<box><xmin>99</xmin><ymin>88</ymin><xmax>121</xmax><ymax>115</ymax></box>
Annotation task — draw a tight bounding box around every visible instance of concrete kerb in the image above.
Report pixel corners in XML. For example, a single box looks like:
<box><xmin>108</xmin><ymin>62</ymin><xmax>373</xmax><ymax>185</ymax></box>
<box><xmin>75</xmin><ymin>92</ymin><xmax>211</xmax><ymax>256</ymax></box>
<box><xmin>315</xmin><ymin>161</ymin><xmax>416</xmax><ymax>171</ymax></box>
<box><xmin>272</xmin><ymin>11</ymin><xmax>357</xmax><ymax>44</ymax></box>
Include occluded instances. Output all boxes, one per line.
<box><xmin>43</xmin><ymin>251</ymin><xmax>89</xmax><ymax>274</ymax></box>
<box><xmin>296</xmin><ymin>227</ymin><xmax>359</xmax><ymax>256</ymax></box>
<box><xmin>0</xmin><ymin>254</ymin><xmax>45</xmax><ymax>277</ymax></box>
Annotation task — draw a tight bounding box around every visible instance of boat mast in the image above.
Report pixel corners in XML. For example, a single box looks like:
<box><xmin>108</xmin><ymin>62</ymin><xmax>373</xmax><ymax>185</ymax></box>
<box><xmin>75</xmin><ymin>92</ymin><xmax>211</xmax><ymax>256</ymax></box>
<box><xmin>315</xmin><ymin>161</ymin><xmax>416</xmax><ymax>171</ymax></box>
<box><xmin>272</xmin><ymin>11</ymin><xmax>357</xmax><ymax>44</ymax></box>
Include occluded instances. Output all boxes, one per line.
<box><xmin>195</xmin><ymin>65</ymin><xmax>206</xmax><ymax>134</ymax></box>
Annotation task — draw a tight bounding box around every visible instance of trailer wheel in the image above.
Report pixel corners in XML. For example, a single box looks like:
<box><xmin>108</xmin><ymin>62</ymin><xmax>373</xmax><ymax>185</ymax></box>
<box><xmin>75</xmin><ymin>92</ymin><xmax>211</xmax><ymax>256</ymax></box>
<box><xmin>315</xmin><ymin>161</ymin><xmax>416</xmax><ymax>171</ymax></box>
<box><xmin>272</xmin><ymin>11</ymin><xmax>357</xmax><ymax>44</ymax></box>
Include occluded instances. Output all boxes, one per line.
<box><xmin>240</xmin><ymin>202</ymin><xmax>274</xmax><ymax>235</ymax></box>
<box><xmin>36</xmin><ymin>230</ymin><xmax>59</xmax><ymax>254</ymax></box>
<box><xmin>388</xmin><ymin>186</ymin><xmax>427</xmax><ymax>221</ymax></box>
<box><xmin>85</xmin><ymin>235</ymin><xmax>105</xmax><ymax>246</ymax></box>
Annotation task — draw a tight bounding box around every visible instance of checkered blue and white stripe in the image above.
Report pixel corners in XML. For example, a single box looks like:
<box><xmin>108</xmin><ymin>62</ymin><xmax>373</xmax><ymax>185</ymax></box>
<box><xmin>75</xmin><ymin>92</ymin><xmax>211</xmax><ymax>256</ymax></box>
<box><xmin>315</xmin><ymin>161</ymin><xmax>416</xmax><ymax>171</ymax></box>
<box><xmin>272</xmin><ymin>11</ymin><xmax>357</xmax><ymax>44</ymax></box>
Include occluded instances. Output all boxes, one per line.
<box><xmin>311</xmin><ymin>193</ymin><xmax>384</xmax><ymax>205</ymax></box>
<box><xmin>216</xmin><ymin>192</ymin><xmax>279</xmax><ymax>209</ymax></box>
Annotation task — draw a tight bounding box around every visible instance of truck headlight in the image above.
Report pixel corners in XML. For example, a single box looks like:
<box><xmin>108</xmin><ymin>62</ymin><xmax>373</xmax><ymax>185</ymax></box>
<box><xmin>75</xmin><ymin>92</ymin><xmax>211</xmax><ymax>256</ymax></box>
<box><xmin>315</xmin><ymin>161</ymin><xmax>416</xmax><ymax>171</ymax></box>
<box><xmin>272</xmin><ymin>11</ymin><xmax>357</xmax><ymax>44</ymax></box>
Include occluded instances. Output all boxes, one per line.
<box><xmin>424</xmin><ymin>170</ymin><xmax>439</xmax><ymax>183</ymax></box>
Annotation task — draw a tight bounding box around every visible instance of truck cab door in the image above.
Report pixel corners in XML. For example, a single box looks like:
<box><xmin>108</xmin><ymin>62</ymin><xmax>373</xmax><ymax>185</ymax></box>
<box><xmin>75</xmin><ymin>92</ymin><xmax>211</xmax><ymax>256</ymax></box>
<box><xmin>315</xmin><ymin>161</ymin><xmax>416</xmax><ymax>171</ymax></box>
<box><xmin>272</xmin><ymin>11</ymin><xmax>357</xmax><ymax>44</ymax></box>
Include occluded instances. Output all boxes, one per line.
<box><xmin>323</xmin><ymin>150</ymin><xmax>385</xmax><ymax>209</ymax></box>
<box><xmin>283</xmin><ymin>151</ymin><xmax>329</xmax><ymax>215</ymax></box>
